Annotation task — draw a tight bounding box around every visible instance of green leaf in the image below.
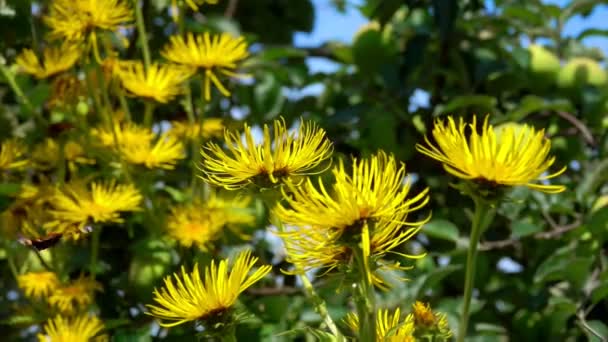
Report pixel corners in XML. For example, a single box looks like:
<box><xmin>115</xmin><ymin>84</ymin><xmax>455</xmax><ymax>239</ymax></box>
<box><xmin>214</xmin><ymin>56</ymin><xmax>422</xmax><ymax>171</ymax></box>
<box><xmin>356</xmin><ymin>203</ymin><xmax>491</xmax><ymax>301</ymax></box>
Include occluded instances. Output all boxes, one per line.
<box><xmin>510</xmin><ymin>220</ymin><xmax>541</xmax><ymax>239</ymax></box>
<box><xmin>577</xmin><ymin>28</ymin><xmax>608</xmax><ymax>40</ymax></box>
<box><xmin>253</xmin><ymin>73</ymin><xmax>284</xmax><ymax>119</ymax></box>
<box><xmin>414</xmin><ymin>265</ymin><xmax>462</xmax><ymax>299</ymax></box>
<box><xmin>582</xmin><ymin>320</ymin><xmax>608</xmax><ymax>342</ymax></box>
<box><xmin>258</xmin><ymin>47</ymin><xmax>307</xmax><ymax>61</ymax></box>
<box><xmin>352</xmin><ymin>28</ymin><xmax>395</xmax><ymax>75</ymax></box>
<box><xmin>534</xmin><ymin>245</ymin><xmax>594</xmax><ymax>286</ymax></box>
<box><xmin>507</xmin><ymin>95</ymin><xmax>573</xmax><ymax>122</ymax></box>
<box><xmin>422</xmin><ymin>219</ymin><xmax>460</xmax><ymax>242</ymax></box>
<box><xmin>0</xmin><ymin>183</ymin><xmax>20</xmax><ymax>196</ymax></box>
<box><xmin>433</xmin><ymin>95</ymin><xmax>497</xmax><ymax>116</ymax></box>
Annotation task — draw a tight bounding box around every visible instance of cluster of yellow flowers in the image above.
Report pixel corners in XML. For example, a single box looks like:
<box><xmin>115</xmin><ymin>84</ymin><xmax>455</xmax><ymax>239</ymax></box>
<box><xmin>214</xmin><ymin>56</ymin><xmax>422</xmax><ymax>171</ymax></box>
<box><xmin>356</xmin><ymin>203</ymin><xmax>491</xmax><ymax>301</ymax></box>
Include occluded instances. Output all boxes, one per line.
<box><xmin>1</xmin><ymin>0</ymin><xmax>567</xmax><ymax>340</ymax></box>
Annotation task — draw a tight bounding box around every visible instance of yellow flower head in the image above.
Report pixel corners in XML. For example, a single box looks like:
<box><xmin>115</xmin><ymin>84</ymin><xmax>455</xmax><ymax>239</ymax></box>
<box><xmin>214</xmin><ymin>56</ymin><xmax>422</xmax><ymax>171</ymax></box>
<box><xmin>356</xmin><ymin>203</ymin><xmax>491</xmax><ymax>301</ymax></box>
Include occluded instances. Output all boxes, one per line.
<box><xmin>274</xmin><ymin>152</ymin><xmax>429</xmax><ymax>278</ymax></box>
<box><xmin>46</xmin><ymin>180</ymin><xmax>142</xmax><ymax>238</ymax></box>
<box><xmin>116</xmin><ymin>61</ymin><xmax>195</xmax><ymax>103</ymax></box>
<box><xmin>411</xmin><ymin>301</ymin><xmax>452</xmax><ymax>339</ymax></box>
<box><xmin>166</xmin><ymin>200</ymin><xmax>225</xmax><ymax>249</ymax></box>
<box><xmin>346</xmin><ymin>308</ymin><xmax>415</xmax><ymax>341</ymax></box>
<box><xmin>167</xmin><ymin>193</ymin><xmax>255</xmax><ymax>248</ymax></box>
<box><xmin>416</xmin><ymin>115</ymin><xmax>566</xmax><ymax>193</ymax></box>
<box><xmin>146</xmin><ymin>250</ymin><xmax>272</xmax><ymax>328</ymax></box>
<box><xmin>38</xmin><ymin>314</ymin><xmax>107</xmax><ymax>342</ymax></box>
<box><xmin>92</xmin><ymin>121</ymin><xmax>154</xmax><ymax>148</ymax></box>
<box><xmin>119</xmin><ymin>133</ymin><xmax>186</xmax><ymax>169</ymax></box>
<box><xmin>17</xmin><ymin>271</ymin><xmax>60</xmax><ymax>299</ymax></box>
<box><xmin>162</xmin><ymin>32</ymin><xmax>249</xmax><ymax>100</ymax></box>
<box><xmin>0</xmin><ymin>139</ymin><xmax>28</xmax><ymax>171</ymax></box>
<box><xmin>32</xmin><ymin>139</ymin><xmax>95</xmax><ymax>171</ymax></box>
<box><xmin>15</xmin><ymin>42</ymin><xmax>81</xmax><ymax>79</ymax></box>
<box><xmin>200</xmin><ymin>118</ymin><xmax>333</xmax><ymax>189</ymax></box>
<box><xmin>48</xmin><ymin>277</ymin><xmax>102</xmax><ymax>314</ymax></box>
<box><xmin>168</xmin><ymin>118</ymin><xmax>225</xmax><ymax>140</ymax></box>
<box><xmin>44</xmin><ymin>0</ymin><xmax>133</xmax><ymax>41</ymax></box>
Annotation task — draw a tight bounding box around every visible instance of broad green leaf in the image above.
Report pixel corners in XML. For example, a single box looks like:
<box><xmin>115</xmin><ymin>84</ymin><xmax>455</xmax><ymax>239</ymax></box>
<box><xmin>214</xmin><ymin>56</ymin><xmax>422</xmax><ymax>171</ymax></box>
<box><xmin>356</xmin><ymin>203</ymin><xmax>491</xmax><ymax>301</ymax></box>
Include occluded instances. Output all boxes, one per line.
<box><xmin>433</xmin><ymin>95</ymin><xmax>497</xmax><ymax>116</ymax></box>
<box><xmin>422</xmin><ymin>219</ymin><xmax>460</xmax><ymax>242</ymax></box>
<box><xmin>507</xmin><ymin>95</ymin><xmax>573</xmax><ymax>122</ymax></box>
<box><xmin>510</xmin><ymin>220</ymin><xmax>541</xmax><ymax>239</ymax></box>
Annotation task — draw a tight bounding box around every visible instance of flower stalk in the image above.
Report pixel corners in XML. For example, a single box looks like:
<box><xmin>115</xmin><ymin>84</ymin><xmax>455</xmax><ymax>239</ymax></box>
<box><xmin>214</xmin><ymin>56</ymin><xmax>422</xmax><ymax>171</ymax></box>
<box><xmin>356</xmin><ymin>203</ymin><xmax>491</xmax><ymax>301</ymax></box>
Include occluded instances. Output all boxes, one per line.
<box><xmin>352</xmin><ymin>242</ymin><xmax>376</xmax><ymax>342</ymax></box>
<box><xmin>134</xmin><ymin>0</ymin><xmax>151</xmax><ymax>70</ymax></box>
<box><xmin>457</xmin><ymin>197</ymin><xmax>495</xmax><ymax>342</ymax></box>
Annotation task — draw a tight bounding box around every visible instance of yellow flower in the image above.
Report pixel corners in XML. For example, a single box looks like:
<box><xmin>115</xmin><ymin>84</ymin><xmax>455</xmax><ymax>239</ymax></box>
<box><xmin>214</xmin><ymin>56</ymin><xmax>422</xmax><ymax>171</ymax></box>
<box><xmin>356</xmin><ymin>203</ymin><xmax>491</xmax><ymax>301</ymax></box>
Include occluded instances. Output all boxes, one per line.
<box><xmin>416</xmin><ymin>115</ymin><xmax>566</xmax><ymax>193</ymax></box>
<box><xmin>116</xmin><ymin>61</ymin><xmax>195</xmax><ymax>103</ymax></box>
<box><xmin>15</xmin><ymin>42</ymin><xmax>81</xmax><ymax>79</ymax></box>
<box><xmin>119</xmin><ymin>133</ymin><xmax>186</xmax><ymax>169</ymax></box>
<box><xmin>48</xmin><ymin>277</ymin><xmax>102</xmax><ymax>314</ymax></box>
<box><xmin>146</xmin><ymin>250</ymin><xmax>272</xmax><ymax>328</ymax></box>
<box><xmin>168</xmin><ymin>118</ymin><xmax>225</xmax><ymax>140</ymax></box>
<box><xmin>346</xmin><ymin>308</ymin><xmax>415</xmax><ymax>341</ymax></box>
<box><xmin>161</xmin><ymin>32</ymin><xmax>249</xmax><ymax>100</ymax></box>
<box><xmin>44</xmin><ymin>0</ymin><xmax>133</xmax><ymax>41</ymax></box>
<box><xmin>38</xmin><ymin>314</ymin><xmax>107</xmax><ymax>342</ymax></box>
<box><xmin>48</xmin><ymin>74</ymin><xmax>87</xmax><ymax>110</ymax></box>
<box><xmin>46</xmin><ymin>180</ymin><xmax>142</xmax><ymax>238</ymax></box>
<box><xmin>166</xmin><ymin>193</ymin><xmax>255</xmax><ymax>248</ymax></box>
<box><xmin>17</xmin><ymin>272</ymin><xmax>60</xmax><ymax>299</ymax></box>
<box><xmin>92</xmin><ymin>121</ymin><xmax>154</xmax><ymax>148</ymax></box>
<box><xmin>200</xmin><ymin>118</ymin><xmax>333</xmax><ymax>189</ymax></box>
<box><xmin>181</xmin><ymin>0</ymin><xmax>218</xmax><ymax>11</ymax></box>
<box><xmin>411</xmin><ymin>301</ymin><xmax>452</xmax><ymax>339</ymax></box>
<box><xmin>274</xmin><ymin>152</ymin><xmax>429</xmax><ymax>281</ymax></box>
<box><xmin>0</xmin><ymin>139</ymin><xmax>28</xmax><ymax>171</ymax></box>
<box><xmin>32</xmin><ymin>139</ymin><xmax>95</xmax><ymax>171</ymax></box>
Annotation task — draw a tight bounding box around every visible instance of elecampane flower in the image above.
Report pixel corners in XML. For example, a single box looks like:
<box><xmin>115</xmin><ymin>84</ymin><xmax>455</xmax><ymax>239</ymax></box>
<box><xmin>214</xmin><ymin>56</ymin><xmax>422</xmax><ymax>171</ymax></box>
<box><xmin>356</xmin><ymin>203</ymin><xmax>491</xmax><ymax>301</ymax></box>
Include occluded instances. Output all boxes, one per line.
<box><xmin>46</xmin><ymin>180</ymin><xmax>142</xmax><ymax>238</ymax></box>
<box><xmin>92</xmin><ymin>121</ymin><xmax>154</xmax><ymax>148</ymax></box>
<box><xmin>161</xmin><ymin>32</ymin><xmax>249</xmax><ymax>100</ymax></box>
<box><xmin>416</xmin><ymin>115</ymin><xmax>566</xmax><ymax>193</ymax></box>
<box><xmin>200</xmin><ymin>118</ymin><xmax>333</xmax><ymax>189</ymax></box>
<box><xmin>44</xmin><ymin>0</ymin><xmax>133</xmax><ymax>41</ymax></box>
<box><xmin>146</xmin><ymin>250</ymin><xmax>271</xmax><ymax>327</ymax></box>
<box><xmin>346</xmin><ymin>308</ymin><xmax>415</xmax><ymax>341</ymax></box>
<box><xmin>15</xmin><ymin>42</ymin><xmax>81</xmax><ymax>79</ymax></box>
<box><xmin>166</xmin><ymin>200</ymin><xmax>225</xmax><ymax>249</ymax></box>
<box><xmin>0</xmin><ymin>139</ymin><xmax>28</xmax><ymax>171</ymax></box>
<box><xmin>48</xmin><ymin>277</ymin><xmax>102</xmax><ymax>314</ymax></box>
<box><xmin>32</xmin><ymin>139</ymin><xmax>95</xmax><ymax>171</ymax></box>
<box><xmin>116</xmin><ymin>61</ymin><xmax>195</xmax><ymax>103</ymax></box>
<box><xmin>119</xmin><ymin>133</ymin><xmax>186</xmax><ymax>169</ymax></box>
<box><xmin>38</xmin><ymin>314</ymin><xmax>107</xmax><ymax>342</ymax></box>
<box><xmin>168</xmin><ymin>118</ymin><xmax>225</xmax><ymax>140</ymax></box>
<box><xmin>17</xmin><ymin>272</ymin><xmax>60</xmax><ymax>299</ymax></box>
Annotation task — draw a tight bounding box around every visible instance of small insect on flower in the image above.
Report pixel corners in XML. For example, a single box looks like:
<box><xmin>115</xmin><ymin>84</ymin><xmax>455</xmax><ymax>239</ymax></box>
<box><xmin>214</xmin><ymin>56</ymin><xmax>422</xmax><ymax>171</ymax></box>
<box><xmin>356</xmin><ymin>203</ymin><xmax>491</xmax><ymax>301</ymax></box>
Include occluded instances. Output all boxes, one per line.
<box><xmin>0</xmin><ymin>139</ymin><xmax>29</xmax><ymax>171</ymax></box>
<box><xmin>38</xmin><ymin>314</ymin><xmax>107</xmax><ymax>342</ymax></box>
<box><xmin>17</xmin><ymin>271</ymin><xmax>60</xmax><ymax>300</ymax></box>
<box><xmin>115</xmin><ymin>61</ymin><xmax>196</xmax><ymax>103</ymax></box>
<box><xmin>146</xmin><ymin>250</ymin><xmax>272</xmax><ymax>328</ymax></box>
<box><xmin>161</xmin><ymin>32</ymin><xmax>249</xmax><ymax>100</ymax></box>
<box><xmin>346</xmin><ymin>308</ymin><xmax>415</xmax><ymax>341</ymax></box>
<box><xmin>200</xmin><ymin>118</ymin><xmax>333</xmax><ymax>190</ymax></box>
<box><xmin>43</xmin><ymin>0</ymin><xmax>133</xmax><ymax>42</ymax></box>
<box><xmin>45</xmin><ymin>180</ymin><xmax>142</xmax><ymax>239</ymax></box>
<box><xmin>48</xmin><ymin>276</ymin><xmax>103</xmax><ymax>314</ymax></box>
<box><xmin>15</xmin><ymin>42</ymin><xmax>82</xmax><ymax>79</ymax></box>
<box><xmin>416</xmin><ymin>115</ymin><xmax>566</xmax><ymax>194</ymax></box>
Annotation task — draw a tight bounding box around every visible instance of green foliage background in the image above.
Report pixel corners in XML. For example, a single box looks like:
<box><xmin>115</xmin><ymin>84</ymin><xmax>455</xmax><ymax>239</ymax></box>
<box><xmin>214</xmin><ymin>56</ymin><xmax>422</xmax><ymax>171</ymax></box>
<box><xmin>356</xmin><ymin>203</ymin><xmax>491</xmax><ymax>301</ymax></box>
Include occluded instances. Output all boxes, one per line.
<box><xmin>1</xmin><ymin>0</ymin><xmax>608</xmax><ymax>340</ymax></box>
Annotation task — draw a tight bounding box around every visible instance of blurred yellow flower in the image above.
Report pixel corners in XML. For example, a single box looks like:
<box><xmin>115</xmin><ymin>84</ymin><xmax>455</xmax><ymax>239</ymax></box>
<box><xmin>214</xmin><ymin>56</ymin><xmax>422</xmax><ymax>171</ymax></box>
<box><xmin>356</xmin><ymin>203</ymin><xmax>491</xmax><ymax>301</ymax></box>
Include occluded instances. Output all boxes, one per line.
<box><xmin>274</xmin><ymin>152</ymin><xmax>429</xmax><ymax>282</ymax></box>
<box><xmin>44</xmin><ymin>0</ymin><xmax>133</xmax><ymax>41</ymax></box>
<box><xmin>0</xmin><ymin>139</ymin><xmax>28</xmax><ymax>171</ymax></box>
<box><xmin>120</xmin><ymin>133</ymin><xmax>185</xmax><ymax>169</ymax></box>
<box><xmin>161</xmin><ymin>32</ymin><xmax>249</xmax><ymax>100</ymax></box>
<box><xmin>92</xmin><ymin>121</ymin><xmax>154</xmax><ymax>148</ymax></box>
<box><xmin>416</xmin><ymin>115</ymin><xmax>566</xmax><ymax>193</ymax></box>
<box><xmin>200</xmin><ymin>118</ymin><xmax>333</xmax><ymax>189</ymax></box>
<box><xmin>166</xmin><ymin>193</ymin><xmax>255</xmax><ymax>248</ymax></box>
<box><xmin>48</xmin><ymin>74</ymin><xmax>87</xmax><ymax>110</ymax></box>
<box><xmin>32</xmin><ymin>139</ymin><xmax>95</xmax><ymax>171</ymax></box>
<box><xmin>48</xmin><ymin>277</ymin><xmax>102</xmax><ymax>314</ymax></box>
<box><xmin>17</xmin><ymin>272</ymin><xmax>60</xmax><ymax>299</ymax></box>
<box><xmin>15</xmin><ymin>42</ymin><xmax>81</xmax><ymax>79</ymax></box>
<box><xmin>46</xmin><ymin>180</ymin><xmax>142</xmax><ymax>238</ymax></box>
<box><xmin>38</xmin><ymin>314</ymin><xmax>107</xmax><ymax>342</ymax></box>
<box><xmin>411</xmin><ymin>301</ymin><xmax>452</xmax><ymax>339</ymax></box>
<box><xmin>146</xmin><ymin>250</ymin><xmax>271</xmax><ymax>327</ymax></box>
<box><xmin>346</xmin><ymin>308</ymin><xmax>415</xmax><ymax>341</ymax></box>
<box><xmin>116</xmin><ymin>61</ymin><xmax>195</xmax><ymax>103</ymax></box>
<box><xmin>168</xmin><ymin>118</ymin><xmax>225</xmax><ymax>140</ymax></box>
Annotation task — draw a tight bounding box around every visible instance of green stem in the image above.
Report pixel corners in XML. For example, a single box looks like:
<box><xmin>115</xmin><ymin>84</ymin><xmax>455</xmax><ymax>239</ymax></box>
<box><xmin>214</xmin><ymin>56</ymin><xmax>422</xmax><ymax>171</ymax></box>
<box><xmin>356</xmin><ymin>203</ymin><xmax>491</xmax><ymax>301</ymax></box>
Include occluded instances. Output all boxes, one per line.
<box><xmin>89</xmin><ymin>228</ymin><xmax>101</xmax><ymax>279</ymax></box>
<box><xmin>32</xmin><ymin>248</ymin><xmax>53</xmax><ymax>272</ymax></box>
<box><xmin>143</xmin><ymin>101</ymin><xmax>155</xmax><ymax>127</ymax></box>
<box><xmin>0</xmin><ymin>61</ymin><xmax>44</xmax><ymax>124</ymax></box>
<box><xmin>270</xmin><ymin>213</ymin><xmax>345</xmax><ymax>341</ymax></box>
<box><xmin>353</xmin><ymin>244</ymin><xmax>376</xmax><ymax>342</ymax></box>
<box><xmin>221</xmin><ymin>326</ymin><xmax>237</xmax><ymax>342</ymax></box>
<box><xmin>457</xmin><ymin>198</ymin><xmax>494</xmax><ymax>342</ymax></box>
<box><xmin>134</xmin><ymin>0</ymin><xmax>151</xmax><ymax>70</ymax></box>
<box><xmin>7</xmin><ymin>252</ymin><xmax>19</xmax><ymax>280</ymax></box>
